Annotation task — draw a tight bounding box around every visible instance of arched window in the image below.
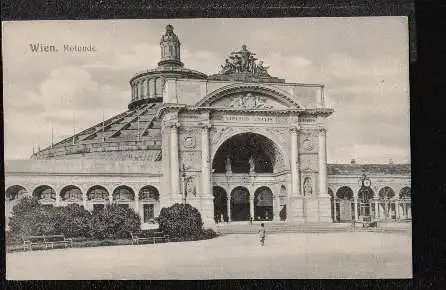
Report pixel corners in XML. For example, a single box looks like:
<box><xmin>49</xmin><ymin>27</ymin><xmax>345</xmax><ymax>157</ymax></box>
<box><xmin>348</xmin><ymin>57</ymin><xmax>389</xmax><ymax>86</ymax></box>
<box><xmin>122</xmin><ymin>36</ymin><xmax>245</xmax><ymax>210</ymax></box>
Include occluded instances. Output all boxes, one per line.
<box><xmin>33</xmin><ymin>185</ymin><xmax>56</xmax><ymax>202</ymax></box>
<box><xmin>60</xmin><ymin>185</ymin><xmax>83</xmax><ymax>201</ymax></box>
<box><xmin>87</xmin><ymin>185</ymin><xmax>109</xmax><ymax>201</ymax></box>
<box><xmin>113</xmin><ymin>185</ymin><xmax>135</xmax><ymax>201</ymax></box>
<box><xmin>379</xmin><ymin>186</ymin><xmax>396</xmax><ymax>200</ymax></box>
<box><xmin>6</xmin><ymin>185</ymin><xmax>27</xmax><ymax>201</ymax></box>
<box><xmin>139</xmin><ymin>186</ymin><xmax>160</xmax><ymax>201</ymax></box>
<box><xmin>399</xmin><ymin>187</ymin><xmax>411</xmax><ymax>199</ymax></box>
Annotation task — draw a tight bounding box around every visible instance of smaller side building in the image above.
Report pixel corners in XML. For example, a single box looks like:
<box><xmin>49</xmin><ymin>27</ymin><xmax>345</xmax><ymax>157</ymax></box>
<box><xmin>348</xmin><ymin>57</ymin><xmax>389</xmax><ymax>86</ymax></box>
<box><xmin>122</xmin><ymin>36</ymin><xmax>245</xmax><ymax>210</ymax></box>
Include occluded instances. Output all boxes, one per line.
<box><xmin>328</xmin><ymin>163</ymin><xmax>411</xmax><ymax>222</ymax></box>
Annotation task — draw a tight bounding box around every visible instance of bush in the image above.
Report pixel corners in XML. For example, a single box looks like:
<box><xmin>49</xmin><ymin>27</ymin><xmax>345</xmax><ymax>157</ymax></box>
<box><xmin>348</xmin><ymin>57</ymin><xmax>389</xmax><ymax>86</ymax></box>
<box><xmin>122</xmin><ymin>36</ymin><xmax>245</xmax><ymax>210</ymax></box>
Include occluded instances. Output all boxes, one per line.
<box><xmin>55</xmin><ymin>204</ymin><xmax>92</xmax><ymax>238</ymax></box>
<box><xmin>89</xmin><ymin>204</ymin><xmax>141</xmax><ymax>240</ymax></box>
<box><xmin>156</xmin><ymin>203</ymin><xmax>203</xmax><ymax>239</ymax></box>
<box><xmin>8</xmin><ymin>196</ymin><xmax>58</xmax><ymax>242</ymax></box>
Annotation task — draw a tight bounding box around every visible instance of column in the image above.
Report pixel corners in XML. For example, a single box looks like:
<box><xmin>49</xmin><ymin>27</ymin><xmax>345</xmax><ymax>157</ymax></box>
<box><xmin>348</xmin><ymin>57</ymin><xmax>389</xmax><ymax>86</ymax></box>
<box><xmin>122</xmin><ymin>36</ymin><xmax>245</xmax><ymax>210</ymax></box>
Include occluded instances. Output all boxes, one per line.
<box><xmin>227</xmin><ymin>196</ymin><xmax>231</xmax><ymax>222</ymax></box>
<box><xmin>149</xmin><ymin>78</ymin><xmax>156</xmax><ymax>99</ymax></box>
<box><xmin>395</xmin><ymin>200</ymin><xmax>400</xmax><ymax>220</ymax></box>
<box><xmin>318</xmin><ymin>127</ymin><xmax>328</xmax><ymax>196</ymax></box>
<box><xmin>374</xmin><ymin>201</ymin><xmax>379</xmax><ymax>220</ymax></box>
<box><xmin>201</xmin><ymin>123</ymin><xmax>212</xmax><ymax>196</ymax></box>
<box><xmin>274</xmin><ymin>194</ymin><xmax>280</xmax><ymax>221</ymax></box>
<box><xmin>290</xmin><ymin>127</ymin><xmax>299</xmax><ymax>196</ymax></box>
<box><xmin>407</xmin><ymin>203</ymin><xmax>411</xmax><ymax>219</ymax></box>
<box><xmin>134</xmin><ymin>194</ymin><xmax>140</xmax><ymax>219</ymax></box>
<box><xmin>82</xmin><ymin>191</ymin><xmax>87</xmax><ymax>209</ymax></box>
<box><xmin>353</xmin><ymin>197</ymin><xmax>358</xmax><ymax>221</ymax></box>
<box><xmin>170</xmin><ymin>122</ymin><xmax>180</xmax><ymax>195</ymax></box>
<box><xmin>55</xmin><ymin>189</ymin><xmax>60</xmax><ymax>207</ymax></box>
<box><xmin>333</xmin><ymin>197</ymin><xmax>337</xmax><ymax>222</ymax></box>
<box><xmin>250</xmin><ymin>195</ymin><xmax>255</xmax><ymax>220</ymax></box>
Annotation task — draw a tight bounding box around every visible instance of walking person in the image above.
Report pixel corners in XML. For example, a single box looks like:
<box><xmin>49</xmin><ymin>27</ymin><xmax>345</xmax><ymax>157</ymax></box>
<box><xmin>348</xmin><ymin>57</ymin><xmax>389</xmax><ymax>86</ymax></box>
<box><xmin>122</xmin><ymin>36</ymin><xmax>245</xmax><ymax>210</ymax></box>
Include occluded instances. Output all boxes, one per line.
<box><xmin>258</xmin><ymin>223</ymin><xmax>266</xmax><ymax>247</ymax></box>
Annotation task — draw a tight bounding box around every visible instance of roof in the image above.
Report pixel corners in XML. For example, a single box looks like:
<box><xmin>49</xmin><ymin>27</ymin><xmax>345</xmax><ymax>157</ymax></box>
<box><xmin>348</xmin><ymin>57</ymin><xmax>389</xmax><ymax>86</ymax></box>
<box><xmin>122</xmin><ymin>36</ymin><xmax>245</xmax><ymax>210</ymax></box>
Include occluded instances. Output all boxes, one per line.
<box><xmin>327</xmin><ymin>164</ymin><xmax>411</xmax><ymax>176</ymax></box>
<box><xmin>33</xmin><ymin>103</ymin><xmax>163</xmax><ymax>160</ymax></box>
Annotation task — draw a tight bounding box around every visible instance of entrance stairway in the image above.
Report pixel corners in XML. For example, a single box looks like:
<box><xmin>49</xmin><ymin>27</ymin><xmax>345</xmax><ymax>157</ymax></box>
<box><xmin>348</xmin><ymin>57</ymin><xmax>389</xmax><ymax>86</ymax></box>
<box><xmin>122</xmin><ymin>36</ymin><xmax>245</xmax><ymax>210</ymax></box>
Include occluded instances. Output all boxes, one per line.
<box><xmin>214</xmin><ymin>220</ymin><xmax>412</xmax><ymax>234</ymax></box>
<box><xmin>215</xmin><ymin>221</ymin><xmax>352</xmax><ymax>234</ymax></box>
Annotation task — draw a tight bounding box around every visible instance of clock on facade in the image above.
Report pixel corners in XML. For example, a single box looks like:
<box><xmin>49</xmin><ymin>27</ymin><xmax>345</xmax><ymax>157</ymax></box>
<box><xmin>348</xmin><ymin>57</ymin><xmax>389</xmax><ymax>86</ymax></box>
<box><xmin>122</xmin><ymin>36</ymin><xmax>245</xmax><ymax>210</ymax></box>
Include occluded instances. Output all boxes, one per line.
<box><xmin>362</xmin><ymin>178</ymin><xmax>371</xmax><ymax>187</ymax></box>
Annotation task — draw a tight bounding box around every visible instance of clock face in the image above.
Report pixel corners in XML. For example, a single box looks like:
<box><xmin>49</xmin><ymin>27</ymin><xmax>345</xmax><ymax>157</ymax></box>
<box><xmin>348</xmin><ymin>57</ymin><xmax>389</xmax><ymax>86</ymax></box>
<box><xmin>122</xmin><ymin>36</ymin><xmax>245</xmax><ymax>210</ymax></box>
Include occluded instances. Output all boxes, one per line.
<box><xmin>363</xmin><ymin>179</ymin><xmax>371</xmax><ymax>187</ymax></box>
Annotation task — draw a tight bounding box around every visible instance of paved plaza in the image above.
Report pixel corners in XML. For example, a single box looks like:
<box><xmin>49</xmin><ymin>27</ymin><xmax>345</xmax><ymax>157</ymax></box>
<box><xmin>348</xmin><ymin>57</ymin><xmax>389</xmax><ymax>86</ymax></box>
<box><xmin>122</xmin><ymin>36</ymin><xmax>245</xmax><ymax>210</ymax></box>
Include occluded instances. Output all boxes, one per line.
<box><xmin>7</xmin><ymin>231</ymin><xmax>411</xmax><ymax>280</ymax></box>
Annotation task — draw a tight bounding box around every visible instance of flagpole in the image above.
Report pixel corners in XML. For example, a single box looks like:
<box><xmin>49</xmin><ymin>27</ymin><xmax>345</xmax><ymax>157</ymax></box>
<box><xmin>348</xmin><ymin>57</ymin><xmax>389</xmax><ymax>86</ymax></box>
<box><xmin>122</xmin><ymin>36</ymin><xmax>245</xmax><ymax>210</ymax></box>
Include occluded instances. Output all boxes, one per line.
<box><xmin>72</xmin><ymin>112</ymin><xmax>76</xmax><ymax>145</ymax></box>
<box><xmin>50</xmin><ymin>121</ymin><xmax>54</xmax><ymax>148</ymax></box>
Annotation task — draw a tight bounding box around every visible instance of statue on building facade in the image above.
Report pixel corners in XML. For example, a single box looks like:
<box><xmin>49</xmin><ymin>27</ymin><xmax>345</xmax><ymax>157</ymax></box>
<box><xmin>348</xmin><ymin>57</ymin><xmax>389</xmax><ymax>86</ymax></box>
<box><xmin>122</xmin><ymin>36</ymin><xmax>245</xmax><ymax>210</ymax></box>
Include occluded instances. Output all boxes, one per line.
<box><xmin>219</xmin><ymin>44</ymin><xmax>271</xmax><ymax>77</ymax></box>
<box><xmin>303</xmin><ymin>177</ymin><xmax>313</xmax><ymax>196</ymax></box>
<box><xmin>225</xmin><ymin>155</ymin><xmax>232</xmax><ymax>173</ymax></box>
<box><xmin>249</xmin><ymin>156</ymin><xmax>255</xmax><ymax>174</ymax></box>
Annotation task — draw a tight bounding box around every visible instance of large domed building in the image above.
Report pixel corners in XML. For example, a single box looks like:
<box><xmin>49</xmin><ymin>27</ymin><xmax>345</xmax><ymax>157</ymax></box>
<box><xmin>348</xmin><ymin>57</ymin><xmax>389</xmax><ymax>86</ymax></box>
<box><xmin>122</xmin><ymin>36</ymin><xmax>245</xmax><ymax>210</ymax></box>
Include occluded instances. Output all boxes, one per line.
<box><xmin>5</xmin><ymin>25</ymin><xmax>411</xmax><ymax>229</ymax></box>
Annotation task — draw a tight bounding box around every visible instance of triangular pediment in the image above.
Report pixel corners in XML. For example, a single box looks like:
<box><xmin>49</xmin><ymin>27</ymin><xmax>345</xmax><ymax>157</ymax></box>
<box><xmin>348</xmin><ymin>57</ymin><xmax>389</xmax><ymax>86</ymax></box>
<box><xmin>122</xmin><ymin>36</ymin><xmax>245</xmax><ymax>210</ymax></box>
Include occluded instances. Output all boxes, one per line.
<box><xmin>195</xmin><ymin>84</ymin><xmax>304</xmax><ymax>110</ymax></box>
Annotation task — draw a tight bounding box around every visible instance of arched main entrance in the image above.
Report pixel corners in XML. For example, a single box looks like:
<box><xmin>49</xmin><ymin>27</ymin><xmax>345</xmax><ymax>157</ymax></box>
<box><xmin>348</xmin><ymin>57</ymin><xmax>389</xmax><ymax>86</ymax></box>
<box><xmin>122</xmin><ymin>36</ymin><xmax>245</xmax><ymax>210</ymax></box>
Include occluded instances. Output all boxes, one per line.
<box><xmin>213</xmin><ymin>133</ymin><xmax>279</xmax><ymax>174</ymax></box>
<box><xmin>336</xmin><ymin>186</ymin><xmax>354</xmax><ymax>222</ymax></box>
<box><xmin>254</xmin><ymin>186</ymin><xmax>273</xmax><ymax>221</ymax></box>
<box><xmin>213</xmin><ymin>186</ymin><xmax>228</xmax><ymax>223</ymax></box>
<box><xmin>230</xmin><ymin>186</ymin><xmax>250</xmax><ymax>221</ymax></box>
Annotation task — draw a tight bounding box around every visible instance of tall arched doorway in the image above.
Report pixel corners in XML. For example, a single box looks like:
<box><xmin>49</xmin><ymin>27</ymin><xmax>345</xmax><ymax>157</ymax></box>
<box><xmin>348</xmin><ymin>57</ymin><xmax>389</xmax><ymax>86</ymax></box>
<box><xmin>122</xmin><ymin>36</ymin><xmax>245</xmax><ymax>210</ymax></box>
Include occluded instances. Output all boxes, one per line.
<box><xmin>358</xmin><ymin>186</ymin><xmax>375</xmax><ymax>219</ymax></box>
<box><xmin>213</xmin><ymin>186</ymin><xmax>228</xmax><ymax>223</ymax></box>
<box><xmin>335</xmin><ymin>186</ymin><xmax>354</xmax><ymax>222</ymax></box>
<box><xmin>230</xmin><ymin>186</ymin><xmax>250</xmax><ymax>221</ymax></box>
<box><xmin>254</xmin><ymin>186</ymin><xmax>273</xmax><ymax>221</ymax></box>
<box><xmin>139</xmin><ymin>185</ymin><xmax>160</xmax><ymax>223</ymax></box>
<box><xmin>378</xmin><ymin>186</ymin><xmax>396</xmax><ymax>220</ymax></box>
<box><xmin>212</xmin><ymin>133</ymin><xmax>282</xmax><ymax>174</ymax></box>
<box><xmin>399</xmin><ymin>186</ymin><xmax>411</xmax><ymax>219</ymax></box>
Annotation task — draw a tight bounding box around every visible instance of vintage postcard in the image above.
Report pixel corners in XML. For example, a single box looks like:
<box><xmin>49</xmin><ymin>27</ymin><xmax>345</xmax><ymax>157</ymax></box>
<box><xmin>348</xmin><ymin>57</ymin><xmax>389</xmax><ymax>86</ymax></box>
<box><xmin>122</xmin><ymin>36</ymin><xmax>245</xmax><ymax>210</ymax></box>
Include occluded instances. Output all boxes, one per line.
<box><xmin>3</xmin><ymin>18</ymin><xmax>411</xmax><ymax>279</ymax></box>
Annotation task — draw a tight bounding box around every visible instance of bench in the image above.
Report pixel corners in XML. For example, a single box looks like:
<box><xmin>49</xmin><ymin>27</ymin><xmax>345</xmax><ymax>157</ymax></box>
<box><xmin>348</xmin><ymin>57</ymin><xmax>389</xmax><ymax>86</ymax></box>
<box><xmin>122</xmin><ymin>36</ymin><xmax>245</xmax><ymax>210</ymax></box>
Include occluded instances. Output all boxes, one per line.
<box><xmin>130</xmin><ymin>232</ymin><xmax>153</xmax><ymax>245</ymax></box>
<box><xmin>43</xmin><ymin>235</ymin><xmax>73</xmax><ymax>249</ymax></box>
<box><xmin>23</xmin><ymin>235</ymin><xmax>72</xmax><ymax>251</ymax></box>
<box><xmin>352</xmin><ymin>220</ymin><xmax>379</xmax><ymax>229</ymax></box>
<box><xmin>153</xmin><ymin>231</ymin><xmax>169</xmax><ymax>243</ymax></box>
<box><xmin>130</xmin><ymin>232</ymin><xmax>170</xmax><ymax>245</ymax></box>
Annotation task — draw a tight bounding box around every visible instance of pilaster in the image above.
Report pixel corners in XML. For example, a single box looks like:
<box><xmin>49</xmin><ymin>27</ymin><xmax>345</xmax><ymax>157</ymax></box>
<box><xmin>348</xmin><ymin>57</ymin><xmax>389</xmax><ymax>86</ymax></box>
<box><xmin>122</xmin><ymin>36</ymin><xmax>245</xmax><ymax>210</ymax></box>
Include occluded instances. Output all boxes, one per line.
<box><xmin>318</xmin><ymin>126</ymin><xmax>328</xmax><ymax>196</ymax></box>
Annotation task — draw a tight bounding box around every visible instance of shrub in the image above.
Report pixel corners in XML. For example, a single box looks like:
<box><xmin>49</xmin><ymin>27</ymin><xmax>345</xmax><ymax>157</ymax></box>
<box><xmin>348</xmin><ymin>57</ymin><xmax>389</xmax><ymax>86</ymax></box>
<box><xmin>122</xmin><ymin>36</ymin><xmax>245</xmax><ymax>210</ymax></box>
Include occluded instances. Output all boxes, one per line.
<box><xmin>89</xmin><ymin>204</ymin><xmax>141</xmax><ymax>240</ymax></box>
<box><xmin>55</xmin><ymin>204</ymin><xmax>92</xmax><ymax>238</ymax></box>
<box><xmin>156</xmin><ymin>203</ymin><xmax>203</xmax><ymax>239</ymax></box>
<box><xmin>8</xmin><ymin>196</ymin><xmax>58</xmax><ymax>242</ymax></box>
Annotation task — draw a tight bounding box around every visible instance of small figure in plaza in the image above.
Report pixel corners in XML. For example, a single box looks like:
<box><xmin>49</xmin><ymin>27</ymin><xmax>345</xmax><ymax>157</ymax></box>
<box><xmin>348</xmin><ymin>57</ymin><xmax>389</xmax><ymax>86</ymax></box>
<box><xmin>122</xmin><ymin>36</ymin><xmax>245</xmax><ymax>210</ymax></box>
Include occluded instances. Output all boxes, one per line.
<box><xmin>258</xmin><ymin>223</ymin><xmax>266</xmax><ymax>246</ymax></box>
<box><xmin>249</xmin><ymin>156</ymin><xmax>255</xmax><ymax>174</ymax></box>
<box><xmin>249</xmin><ymin>215</ymin><xmax>253</xmax><ymax>226</ymax></box>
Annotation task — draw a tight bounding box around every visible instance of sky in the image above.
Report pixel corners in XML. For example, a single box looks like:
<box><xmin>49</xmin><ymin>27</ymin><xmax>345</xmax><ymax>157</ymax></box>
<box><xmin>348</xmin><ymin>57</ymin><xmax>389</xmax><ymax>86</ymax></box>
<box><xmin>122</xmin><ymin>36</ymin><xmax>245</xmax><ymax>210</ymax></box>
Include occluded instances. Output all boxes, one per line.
<box><xmin>2</xmin><ymin>18</ymin><xmax>410</xmax><ymax>163</ymax></box>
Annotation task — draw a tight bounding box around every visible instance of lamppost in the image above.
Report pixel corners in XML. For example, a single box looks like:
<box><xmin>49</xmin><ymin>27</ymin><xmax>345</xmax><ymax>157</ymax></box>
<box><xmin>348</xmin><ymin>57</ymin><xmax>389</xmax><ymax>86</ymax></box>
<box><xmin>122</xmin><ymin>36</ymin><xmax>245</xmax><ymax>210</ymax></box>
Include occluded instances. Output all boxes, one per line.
<box><xmin>181</xmin><ymin>164</ymin><xmax>187</xmax><ymax>205</ymax></box>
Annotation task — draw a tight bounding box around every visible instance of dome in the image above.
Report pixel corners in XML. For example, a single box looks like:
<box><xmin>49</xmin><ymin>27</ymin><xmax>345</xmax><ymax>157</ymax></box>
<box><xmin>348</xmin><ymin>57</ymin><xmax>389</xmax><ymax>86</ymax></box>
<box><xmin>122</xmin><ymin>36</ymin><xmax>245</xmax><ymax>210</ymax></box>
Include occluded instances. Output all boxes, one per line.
<box><xmin>33</xmin><ymin>25</ymin><xmax>207</xmax><ymax>160</ymax></box>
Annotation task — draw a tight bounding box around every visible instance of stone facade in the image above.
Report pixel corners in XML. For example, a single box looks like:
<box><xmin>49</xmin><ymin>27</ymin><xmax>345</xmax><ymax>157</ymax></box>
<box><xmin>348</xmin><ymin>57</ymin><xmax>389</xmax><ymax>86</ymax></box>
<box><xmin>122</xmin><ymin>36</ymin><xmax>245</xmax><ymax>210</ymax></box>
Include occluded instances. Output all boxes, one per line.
<box><xmin>4</xmin><ymin>25</ymin><xmax>411</xmax><ymax>229</ymax></box>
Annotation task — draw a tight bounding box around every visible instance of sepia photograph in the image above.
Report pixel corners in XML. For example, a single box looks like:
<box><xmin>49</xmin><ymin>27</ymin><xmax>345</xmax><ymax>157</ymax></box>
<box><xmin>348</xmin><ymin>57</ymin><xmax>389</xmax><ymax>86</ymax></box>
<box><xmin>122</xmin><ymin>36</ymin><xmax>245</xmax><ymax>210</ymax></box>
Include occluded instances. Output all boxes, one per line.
<box><xmin>3</xmin><ymin>17</ymin><xmax>411</xmax><ymax>279</ymax></box>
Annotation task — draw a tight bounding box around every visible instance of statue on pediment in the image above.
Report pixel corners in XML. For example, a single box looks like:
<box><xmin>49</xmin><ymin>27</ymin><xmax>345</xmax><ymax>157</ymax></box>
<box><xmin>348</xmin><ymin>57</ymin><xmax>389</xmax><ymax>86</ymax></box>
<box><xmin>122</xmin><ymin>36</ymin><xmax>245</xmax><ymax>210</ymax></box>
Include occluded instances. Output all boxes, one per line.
<box><xmin>218</xmin><ymin>45</ymin><xmax>271</xmax><ymax>77</ymax></box>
